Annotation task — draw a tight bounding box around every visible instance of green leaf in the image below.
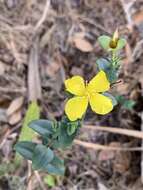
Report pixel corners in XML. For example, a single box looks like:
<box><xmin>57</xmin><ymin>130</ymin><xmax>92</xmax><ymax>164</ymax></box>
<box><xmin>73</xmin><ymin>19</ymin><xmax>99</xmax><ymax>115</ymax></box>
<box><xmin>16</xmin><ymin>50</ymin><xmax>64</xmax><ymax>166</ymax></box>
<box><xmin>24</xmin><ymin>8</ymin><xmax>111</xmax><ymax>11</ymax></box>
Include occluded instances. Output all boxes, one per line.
<box><xmin>96</xmin><ymin>58</ymin><xmax>111</xmax><ymax>71</ymax></box>
<box><xmin>32</xmin><ymin>144</ymin><xmax>54</xmax><ymax>170</ymax></box>
<box><xmin>53</xmin><ymin>121</ymin><xmax>79</xmax><ymax>149</ymax></box>
<box><xmin>103</xmin><ymin>93</ymin><xmax>118</xmax><ymax>106</ymax></box>
<box><xmin>15</xmin><ymin>101</ymin><xmax>40</xmax><ymax>164</ymax></box>
<box><xmin>67</xmin><ymin>121</ymin><xmax>79</xmax><ymax>135</ymax></box>
<box><xmin>123</xmin><ymin>100</ymin><xmax>135</xmax><ymax>110</ymax></box>
<box><xmin>44</xmin><ymin>175</ymin><xmax>56</xmax><ymax>187</ymax></box>
<box><xmin>45</xmin><ymin>156</ymin><xmax>65</xmax><ymax>176</ymax></box>
<box><xmin>19</xmin><ymin>101</ymin><xmax>40</xmax><ymax>141</ymax></box>
<box><xmin>29</xmin><ymin>119</ymin><xmax>55</xmax><ymax>137</ymax></box>
<box><xmin>116</xmin><ymin>38</ymin><xmax>126</xmax><ymax>50</ymax></box>
<box><xmin>106</xmin><ymin>68</ymin><xmax>119</xmax><ymax>83</ymax></box>
<box><xmin>115</xmin><ymin>95</ymin><xmax>135</xmax><ymax>110</ymax></box>
<box><xmin>98</xmin><ymin>35</ymin><xmax>111</xmax><ymax>50</ymax></box>
<box><xmin>115</xmin><ymin>95</ymin><xmax>125</xmax><ymax>103</ymax></box>
<box><xmin>14</xmin><ymin>141</ymin><xmax>37</xmax><ymax>160</ymax></box>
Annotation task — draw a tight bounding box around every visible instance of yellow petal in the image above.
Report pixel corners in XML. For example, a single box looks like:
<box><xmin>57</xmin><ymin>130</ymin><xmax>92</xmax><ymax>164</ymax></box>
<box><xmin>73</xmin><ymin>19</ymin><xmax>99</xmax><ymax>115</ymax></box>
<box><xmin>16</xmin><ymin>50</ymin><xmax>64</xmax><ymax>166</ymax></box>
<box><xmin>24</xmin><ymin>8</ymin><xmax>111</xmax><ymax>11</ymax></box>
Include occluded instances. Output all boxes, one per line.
<box><xmin>65</xmin><ymin>96</ymin><xmax>88</xmax><ymax>121</ymax></box>
<box><xmin>89</xmin><ymin>93</ymin><xmax>113</xmax><ymax>115</ymax></box>
<box><xmin>65</xmin><ymin>76</ymin><xmax>85</xmax><ymax>96</ymax></box>
<box><xmin>87</xmin><ymin>70</ymin><xmax>110</xmax><ymax>93</ymax></box>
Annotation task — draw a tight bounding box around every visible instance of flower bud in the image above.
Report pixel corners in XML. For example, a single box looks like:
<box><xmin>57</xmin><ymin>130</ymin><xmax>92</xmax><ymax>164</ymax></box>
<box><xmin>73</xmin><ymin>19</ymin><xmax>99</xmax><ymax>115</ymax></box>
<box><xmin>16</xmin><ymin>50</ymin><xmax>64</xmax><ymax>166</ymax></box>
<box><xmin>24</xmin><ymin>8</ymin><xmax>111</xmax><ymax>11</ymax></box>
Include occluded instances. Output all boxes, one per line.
<box><xmin>109</xmin><ymin>29</ymin><xmax>119</xmax><ymax>49</ymax></box>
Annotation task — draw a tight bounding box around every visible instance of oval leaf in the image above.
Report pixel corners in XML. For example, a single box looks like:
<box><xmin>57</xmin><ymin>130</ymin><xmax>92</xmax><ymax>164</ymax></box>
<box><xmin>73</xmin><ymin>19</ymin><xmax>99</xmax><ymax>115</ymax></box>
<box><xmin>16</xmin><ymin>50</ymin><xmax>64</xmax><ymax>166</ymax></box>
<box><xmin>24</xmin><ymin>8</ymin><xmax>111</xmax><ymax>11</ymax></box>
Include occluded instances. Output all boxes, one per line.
<box><xmin>32</xmin><ymin>144</ymin><xmax>54</xmax><ymax>170</ymax></box>
<box><xmin>116</xmin><ymin>38</ymin><xmax>126</xmax><ymax>50</ymax></box>
<box><xmin>96</xmin><ymin>58</ymin><xmax>111</xmax><ymax>71</ymax></box>
<box><xmin>45</xmin><ymin>156</ymin><xmax>65</xmax><ymax>175</ymax></box>
<box><xmin>14</xmin><ymin>141</ymin><xmax>37</xmax><ymax>160</ymax></box>
<box><xmin>98</xmin><ymin>35</ymin><xmax>111</xmax><ymax>50</ymax></box>
<box><xmin>29</xmin><ymin>119</ymin><xmax>54</xmax><ymax>137</ymax></box>
<box><xmin>72</xmin><ymin>36</ymin><xmax>93</xmax><ymax>52</ymax></box>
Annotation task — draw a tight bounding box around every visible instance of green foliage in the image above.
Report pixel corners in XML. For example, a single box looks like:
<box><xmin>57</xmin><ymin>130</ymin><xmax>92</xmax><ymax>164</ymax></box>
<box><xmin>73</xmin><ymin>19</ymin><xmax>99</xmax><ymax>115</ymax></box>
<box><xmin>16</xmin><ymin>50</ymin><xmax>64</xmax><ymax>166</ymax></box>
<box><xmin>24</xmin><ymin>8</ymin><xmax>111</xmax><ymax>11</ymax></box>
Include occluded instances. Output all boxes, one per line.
<box><xmin>96</xmin><ymin>57</ymin><xmax>120</xmax><ymax>83</ymax></box>
<box><xmin>96</xmin><ymin>58</ymin><xmax>111</xmax><ymax>71</ymax></box>
<box><xmin>0</xmin><ymin>163</ymin><xmax>16</xmax><ymax>176</ymax></box>
<box><xmin>28</xmin><ymin>118</ymin><xmax>80</xmax><ymax>149</ymax></box>
<box><xmin>116</xmin><ymin>95</ymin><xmax>135</xmax><ymax>110</ymax></box>
<box><xmin>29</xmin><ymin>119</ymin><xmax>55</xmax><ymax>137</ymax></box>
<box><xmin>106</xmin><ymin>67</ymin><xmax>119</xmax><ymax>83</ymax></box>
<box><xmin>14</xmin><ymin>32</ymin><xmax>126</xmax><ymax>178</ymax></box>
<box><xmin>15</xmin><ymin>118</ymin><xmax>79</xmax><ymax>175</ymax></box>
<box><xmin>15</xmin><ymin>101</ymin><xmax>40</xmax><ymax>164</ymax></box>
<box><xmin>52</xmin><ymin>119</ymin><xmax>80</xmax><ymax>149</ymax></box>
<box><xmin>0</xmin><ymin>175</ymin><xmax>25</xmax><ymax>190</ymax></box>
<box><xmin>123</xmin><ymin>100</ymin><xmax>135</xmax><ymax>110</ymax></box>
<box><xmin>32</xmin><ymin>145</ymin><xmax>54</xmax><ymax>170</ymax></box>
<box><xmin>116</xmin><ymin>39</ymin><xmax>126</xmax><ymax>50</ymax></box>
<box><xmin>19</xmin><ymin>101</ymin><xmax>40</xmax><ymax>141</ymax></box>
<box><xmin>14</xmin><ymin>141</ymin><xmax>37</xmax><ymax>160</ymax></box>
<box><xmin>45</xmin><ymin>156</ymin><xmax>65</xmax><ymax>175</ymax></box>
<box><xmin>98</xmin><ymin>35</ymin><xmax>111</xmax><ymax>50</ymax></box>
<box><xmin>15</xmin><ymin>142</ymin><xmax>65</xmax><ymax>175</ymax></box>
<box><xmin>67</xmin><ymin>121</ymin><xmax>79</xmax><ymax>135</ymax></box>
<box><xmin>44</xmin><ymin>175</ymin><xmax>56</xmax><ymax>187</ymax></box>
<box><xmin>98</xmin><ymin>35</ymin><xmax>126</xmax><ymax>51</ymax></box>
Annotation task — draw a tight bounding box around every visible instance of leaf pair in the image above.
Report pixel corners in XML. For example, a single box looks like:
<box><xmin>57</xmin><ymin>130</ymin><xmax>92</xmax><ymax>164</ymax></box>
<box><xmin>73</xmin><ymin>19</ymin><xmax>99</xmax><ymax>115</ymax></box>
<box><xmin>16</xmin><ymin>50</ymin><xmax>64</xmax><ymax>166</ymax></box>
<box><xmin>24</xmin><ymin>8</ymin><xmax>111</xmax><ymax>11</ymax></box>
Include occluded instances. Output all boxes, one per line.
<box><xmin>15</xmin><ymin>142</ymin><xmax>65</xmax><ymax>175</ymax></box>
<box><xmin>15</xmin><ymin>119</ymin><xmax>80</xmax><ymax>175</ymax></box>
<box><xmin>98</xmin><ymin>35</ymin><xmax>126</xmax><ymax>51</ymax></box>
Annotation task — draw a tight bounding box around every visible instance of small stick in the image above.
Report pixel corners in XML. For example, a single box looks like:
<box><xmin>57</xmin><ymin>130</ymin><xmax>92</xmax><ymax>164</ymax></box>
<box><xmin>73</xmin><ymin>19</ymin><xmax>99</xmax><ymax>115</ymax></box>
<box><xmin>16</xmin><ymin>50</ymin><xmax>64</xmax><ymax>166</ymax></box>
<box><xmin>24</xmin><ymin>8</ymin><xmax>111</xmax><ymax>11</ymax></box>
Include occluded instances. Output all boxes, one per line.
<box><xmin>0</xmin><ymin>125</ymin><xmax>21</xmax><ymax>149</ymax></box>
<box><xmin>34</xmin><ymin>0</ymin><xmax>51</xmax><ymax>31</ymax></box>
<box><xmin>0</xmin><ymin>87</ymin><xmax>26</xmax><ymax>94</ymax></box>
<box><xmin>111</xmin><ymin>79</ymin><xmax>123</xmax><ymax>88</ymax></box>
<box><xmin>27</xmin><ymin>161</ymin><xmax>33</xmax><ymax>190</ymax></box>
<box><xmin>120</xmin><ymin>0</ymin><xmax>136</xmax><ymax>31</ymax></box>
<box><xmin>74</xmin><ymin>139</ymin><xmax>143</xmax><ymax>152</ymax></box>
<box><xmin>34</xmin><ymin>171</ymin><xmax>47</xmax><ymax>190</ymax></box>
<box><xmin>83</xmin><ymin>125</ymin><xmax>143</xmax><ymax>139</ymax></box>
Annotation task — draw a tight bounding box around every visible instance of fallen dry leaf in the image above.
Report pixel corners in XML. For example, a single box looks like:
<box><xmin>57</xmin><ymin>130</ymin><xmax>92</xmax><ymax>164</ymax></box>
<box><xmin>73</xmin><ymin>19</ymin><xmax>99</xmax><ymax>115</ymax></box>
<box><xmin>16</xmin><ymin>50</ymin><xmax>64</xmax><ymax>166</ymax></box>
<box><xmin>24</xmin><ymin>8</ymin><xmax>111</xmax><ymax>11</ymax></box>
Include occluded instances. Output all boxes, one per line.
<box><xmin>46</xmin><ymin>61</ymin><xmax>61</xmax><ymax>77</ymax></box>
<box><xmin>71</xmin><ymin>34</ymin><xmax>94</xmax><ymax>52</ymax></box>
<box><xmin>6</xmin><ymin>96</ymin><xmax>24</xmax><ymax>117</ymax></box>
<box><xmin>133</xmin><ymin>11</ymin><xmax>143</xmax><ymax>25</ymax></box>
<box><xmin>98</xmin><ymin>183</ymin><xmax>108</xmax><ymax>190</ymax></box>
<box><xmin>109</xmin><ymin>142</ymin><xmax>131</xmax><ymax>173</ymax></box>
<box><xmin>8</xmin><ymin>109</ymin><xmax>22</xmax><ymax>125</ymax></box>
<box><xmin>98</xmin><ymin>149</ymin><xmax>115</xmax><ymax>161</ymax></box>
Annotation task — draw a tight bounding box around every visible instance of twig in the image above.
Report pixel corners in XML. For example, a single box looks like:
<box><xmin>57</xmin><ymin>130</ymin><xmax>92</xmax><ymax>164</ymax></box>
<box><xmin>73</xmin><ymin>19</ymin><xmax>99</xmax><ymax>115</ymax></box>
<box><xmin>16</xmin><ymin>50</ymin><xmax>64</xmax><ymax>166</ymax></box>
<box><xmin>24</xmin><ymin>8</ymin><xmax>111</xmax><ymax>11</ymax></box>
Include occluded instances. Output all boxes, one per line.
<box><xmin>0</xmin><ymin>125</ymin><xmax>21</xmax><ymax>149</ymax></box>
<box><xmin>0</xmin><ymin>87</ymin><xmax>26</xmax><ymax>94</ymax></box>
<box><xmin>0</xmin><ymin>129</ymin><xmax>10</xmax><ymax>149</ymax></box>
<box><xmin>27</xmin><ymin>161</ymin><xmax>33</xmax><ymax>190</ymax></box>
<box><xmin>78</xmin><ymin>16</ymin><xmax>110</xmax><ymax>34</ymax></box>
<box><xmin>74</xmin><ymin>139</ymin><xmax>143</xmax><ymax>152</ymax></box>
<box><xmin>83</xmin><ymin>125</ymin><xmax>143</xmax><ymax>139</ymax></box>
<box><xmin>34</xmin><ymin>0</ymin><xmax>51</xmax><ymax>32</ymax></box>
<box><xmin>132</xmin><ymin>39</ymin><xmax>143</xmax><ymax>60</ymax></box>
<box><xmin>28</xmin><ymin>37</ymin><xmax>42</xmax><ymax>101</ymax></box>
<box><xmin>8</xmin><ymin>32</ymin><xmax>23</xmax><ymax>64</ymax></box>
<box><xmin>120</xmin><ymin>0</ymin><xmax>136</xmax><ymax>31</ymax></box>
<box><xmin>34</xmin><ymin>171</ymin><xmax>47</xmax><ymax>190</ymax></box>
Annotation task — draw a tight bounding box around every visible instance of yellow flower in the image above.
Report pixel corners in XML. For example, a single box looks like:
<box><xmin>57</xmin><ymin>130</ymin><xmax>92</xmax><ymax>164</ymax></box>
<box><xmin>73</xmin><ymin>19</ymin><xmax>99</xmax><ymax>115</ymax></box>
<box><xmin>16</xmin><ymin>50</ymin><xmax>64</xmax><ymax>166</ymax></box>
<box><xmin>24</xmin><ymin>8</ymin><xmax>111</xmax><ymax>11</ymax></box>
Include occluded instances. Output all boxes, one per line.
<box><xmin>65</xmin><ymin>70</ymin><xmax>113</xmax><ymax>121</ymax></box>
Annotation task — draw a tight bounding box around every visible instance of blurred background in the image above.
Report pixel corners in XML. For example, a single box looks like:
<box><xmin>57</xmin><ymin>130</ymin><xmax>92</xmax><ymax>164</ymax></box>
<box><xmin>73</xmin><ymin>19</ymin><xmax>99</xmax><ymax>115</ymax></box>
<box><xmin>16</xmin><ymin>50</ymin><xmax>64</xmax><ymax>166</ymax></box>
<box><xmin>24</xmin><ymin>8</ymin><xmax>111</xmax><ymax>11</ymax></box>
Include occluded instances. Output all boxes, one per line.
<box><xmin>0</xmin><ymin>0</ymin><xmax>143</xmax><ymax>189</ymax></box>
